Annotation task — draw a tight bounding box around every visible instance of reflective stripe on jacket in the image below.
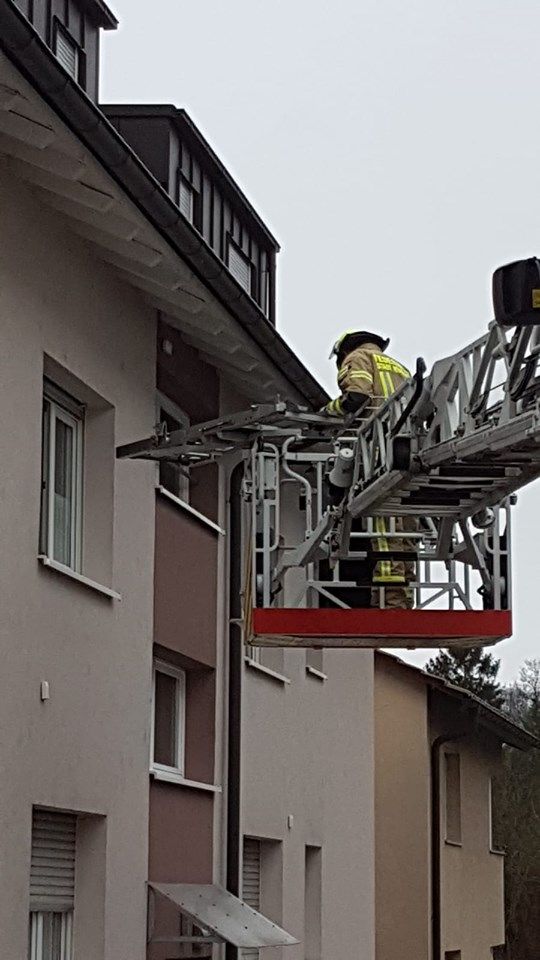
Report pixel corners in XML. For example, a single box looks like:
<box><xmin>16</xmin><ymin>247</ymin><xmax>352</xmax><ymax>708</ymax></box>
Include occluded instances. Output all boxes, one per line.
<box><xmin>326</xmin><ymin>341</ymin><xmax>410</xmax><ymax>415</ymax></box>
<box><xmin>338</xmin><ymin>343</ymin><xmax>410</xmax><ymax>400</ymax></box>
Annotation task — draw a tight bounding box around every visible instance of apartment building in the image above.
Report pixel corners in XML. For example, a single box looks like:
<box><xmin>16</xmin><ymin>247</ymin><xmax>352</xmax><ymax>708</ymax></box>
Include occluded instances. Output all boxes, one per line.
<box><xmin>0</xmin><ymin>1</ymin><xmax>342</xmax><ymax>957</ymax></box>
<box><xmin>0</xmin><ymin>3</ymin><xmax>155</xmax><ymax>957</ymax></box>
<box><xmin>1</xmin><ymin>2</ymin><xmax>536</xmax><ymax>960</ymax></box>
<box><xmin>374</xmin><ymin>652</ymin><xmax>538</xmax><ymax>960</ymax></box>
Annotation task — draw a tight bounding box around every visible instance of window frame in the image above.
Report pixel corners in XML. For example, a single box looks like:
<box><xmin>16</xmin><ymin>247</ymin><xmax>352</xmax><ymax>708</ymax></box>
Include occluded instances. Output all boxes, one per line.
<box><xmin>488</xmin><ymin>776</ymin><xmax>505</xmax><ymax>855</ymax></box>
<box><xmin>176</xmin><ymin>171</ymin><xmax>202</xmax><ymax>231</ymax></box>
<box><xmin>41</xmin><ymin>382</ymin><xmax>84</xmax><ymax>573</ymax></box>
<box><xmin>29</xmin><ymin>910</ymin><xmax>73</xmax><ymax>960</ymax></box>
<box><xmin>151</xmin><ymin>659</ymin><xmax>186</xmax><ymax>778</ymax></box>
<box><xmin>178</xmin><ymin>175</ymin><xmax>195</xmax><ymax>223</ymax></box>
<box><xmin>444</xmin><ymin>752</ymin><xmax>462</xmax><ymax>846</ymax></box>
<box><xmin>52</xmin><ymin>19</ymin><xmax>80</xmax><ymax>82</ymax></box>
<box><xmin>227</xmin><ymin>238</ymin><xmax>253</xmax><ymax>295</ymax></box>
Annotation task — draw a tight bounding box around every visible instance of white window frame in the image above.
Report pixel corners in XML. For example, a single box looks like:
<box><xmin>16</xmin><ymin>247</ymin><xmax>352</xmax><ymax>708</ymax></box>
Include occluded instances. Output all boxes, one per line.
<box><xmin>151</xmin><ymin>660</ymin><xmax>186</xmax><ymax>778</ymax></box>
<box><xmin>29</xmin><ymin>910</ymin><xmax>73</xmax><ymax>960</ymax></box>
<box><xmin>42</xmin><ymin>385</ymin><xmax>84</xmax><ymax>573</ymax></box>
<box><xmin>53</xmin><ymin>23</ymin><xmax>79</xmax><ymax>81</ymax></box>
<box><xmin>227</xmin><ymin>241</ymin><xmax>252</xmax><ymax>295</ymax></box>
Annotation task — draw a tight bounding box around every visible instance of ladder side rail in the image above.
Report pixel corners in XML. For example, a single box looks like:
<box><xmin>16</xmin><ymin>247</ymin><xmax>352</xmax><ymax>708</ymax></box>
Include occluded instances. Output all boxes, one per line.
<box><xmin>467</xmin><ymin>324</ymin><xmax>505</xmax><ymax>421</ymax></box>
<box><xmin>504</xmin><ymin>502</ymin><xmax>513</xmax><ymax>612</ymax></box>
<box><xmin>262</xmin><ymin>444</ymin><xmax>281</xmax><ymax>607</ymax></box>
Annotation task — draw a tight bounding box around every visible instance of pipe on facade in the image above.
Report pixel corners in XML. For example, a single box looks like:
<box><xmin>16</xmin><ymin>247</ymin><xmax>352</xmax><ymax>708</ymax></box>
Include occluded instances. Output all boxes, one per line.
<box><xmin>225</xmin><ymin>464</ymin><xmax>244</xmax><ymax>960</ymax></box>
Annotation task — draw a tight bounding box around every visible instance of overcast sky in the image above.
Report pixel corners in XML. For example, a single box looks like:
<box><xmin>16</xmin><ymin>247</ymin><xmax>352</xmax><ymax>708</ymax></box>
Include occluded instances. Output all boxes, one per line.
<box><xmin>101</xmin><ymin>0</ymin><xmax>539</xmax><ymax>681</ymax></box>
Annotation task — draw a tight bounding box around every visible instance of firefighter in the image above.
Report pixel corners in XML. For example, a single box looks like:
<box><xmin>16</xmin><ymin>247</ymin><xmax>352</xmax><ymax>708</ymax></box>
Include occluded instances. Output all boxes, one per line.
<box><xmin>325</xmin><ymin>330</ymin><xmax>415</xmax><ymax>610</ymax></box>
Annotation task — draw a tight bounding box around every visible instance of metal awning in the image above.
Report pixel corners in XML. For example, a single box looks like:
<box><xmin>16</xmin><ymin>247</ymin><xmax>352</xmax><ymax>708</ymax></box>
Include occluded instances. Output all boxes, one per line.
<box><xmin>148</xmin><ymin>882</ymin><xmax>299</xmax><ymax>948</ymax></box>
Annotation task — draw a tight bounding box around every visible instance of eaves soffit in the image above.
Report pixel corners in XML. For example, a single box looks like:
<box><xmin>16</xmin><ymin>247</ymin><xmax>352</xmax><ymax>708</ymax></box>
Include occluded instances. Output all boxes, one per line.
<box><xmin>0</xmin><ymin>54</ymin><xmax>302</xmax><ymax>403</ymax></box>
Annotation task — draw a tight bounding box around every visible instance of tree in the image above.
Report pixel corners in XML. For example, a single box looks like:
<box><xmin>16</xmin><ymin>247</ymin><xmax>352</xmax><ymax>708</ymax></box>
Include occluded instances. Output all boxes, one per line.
<box><xmin>497</xmin><ymin>660</ymin><xmax>540</xmax><ymax>960</ymax></box>
<box><xmin>425</xmin><ymin>646</ymin><xmax>504</xmax><ymax>707</ymax></box>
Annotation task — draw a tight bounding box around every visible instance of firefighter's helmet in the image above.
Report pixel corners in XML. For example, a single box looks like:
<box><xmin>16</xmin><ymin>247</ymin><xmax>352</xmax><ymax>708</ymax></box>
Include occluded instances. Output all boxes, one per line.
<box><xmin>329</xmin><ymin>331</ymin><xmax>390</xmax><ymax>364</ymax></box>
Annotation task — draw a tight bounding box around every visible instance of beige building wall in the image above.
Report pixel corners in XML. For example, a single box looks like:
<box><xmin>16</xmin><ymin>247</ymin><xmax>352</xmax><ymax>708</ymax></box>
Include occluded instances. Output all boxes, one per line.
<box><xmin>438</xmin><ymin>734</ymin><xmax>505</xmax><ymax>959</ymax></box>
<box><xmin>0</xmin><ymin>167</ymin><xmax>156</xmax><ymax>959</ymax></box>
<box><xmin>242</xmin><ymin>647</ymin><xmax>376</xmax><ymax>960</ymax></box>
<box><xmin>375</xmin><ymin>656</ymin><xmax>506</xmax><ymax>960</ymax></box>
<box><xmin>374</xmin><ymin>655</ymin><xmax>431</xmax><ymax>960</ymax></box>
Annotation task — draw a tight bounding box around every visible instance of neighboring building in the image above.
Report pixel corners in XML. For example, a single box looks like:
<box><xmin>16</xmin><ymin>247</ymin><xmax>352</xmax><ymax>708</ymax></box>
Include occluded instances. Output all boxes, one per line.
<box><xmin>374</xmin><ymin>652</ymin><xmax>538</xmax><ymax>960</ymax></box>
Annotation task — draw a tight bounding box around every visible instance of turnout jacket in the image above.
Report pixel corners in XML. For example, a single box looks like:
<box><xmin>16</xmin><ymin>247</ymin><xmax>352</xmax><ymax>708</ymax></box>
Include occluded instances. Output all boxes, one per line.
<box><xmin>326</xmin><ymin>342</ymin><xmax>410</xmax><ymax>416</ymax></box>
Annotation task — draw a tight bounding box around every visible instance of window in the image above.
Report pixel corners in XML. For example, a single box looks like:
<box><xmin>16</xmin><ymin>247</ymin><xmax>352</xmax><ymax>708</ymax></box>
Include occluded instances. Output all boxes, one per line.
<box><xmin>247</xmin><ymin>645</ymin><xmax>263</xmax><ymax>666</ymax></box>
<box><xmin>306</xmin><ymin>649</ymin><xmax>325</xmax><ymax>677</ymax></box>
<box><xmin>41</xmin><ymin>381</ymin><xmax>84</xmax><ymax>571</ymax></box>
<box><xmin>177</xmin><ymin>915</ymin><xmax>211</xmax><ymax>959</ymax></box>
<box><xmin>152</xmin><ymin>660</ymin><xmax>186</xmax><ymax>776</ymax></box>
<box><xmin>304</xmin><ymin>846</ymin><xmax>322</xmax><ymax>960</ymax></box>
<box><xmin>156</xmin><ymin>394</ymin><xmax>190</xmax><ymax>503</ymax></box>
<box><xmin>178</xmin><ymin>177</ymin><xmax>195</xmax><ymax>223</ymax></box>
<box><xmin>444</xmin><ymin>753</ymin><xmax>462</xmax><ymax>844</ymax></box>
<box><xmin>444</xmin><ymin>952</ymin><xmax>461</xmax><ymax>960</ymax></box>
<box><xmin>489</xmin><ymin>777</ymin><xmax>505</xmax><ymax>853</ymax></box>
<box><xmin>29</xmin><ymin>808</ymin><xmax>76</xmax><ymax>960</ymax></box>
<box><xmin>53</xmin><ymin>24</ymin><xmax>79</xmax><ymax>80</ymax></box>
<box><xmin>227</xmin><ymin>242</ymin><xmax>252</xmax><ymax>294</ymax></box>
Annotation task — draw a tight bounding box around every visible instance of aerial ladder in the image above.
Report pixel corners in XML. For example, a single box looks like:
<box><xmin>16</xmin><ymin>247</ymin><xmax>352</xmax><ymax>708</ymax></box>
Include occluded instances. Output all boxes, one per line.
<box><xmin>118</xmin><ymin>258</ymin><xmax>540</xmax><ymax>650</ymax></box>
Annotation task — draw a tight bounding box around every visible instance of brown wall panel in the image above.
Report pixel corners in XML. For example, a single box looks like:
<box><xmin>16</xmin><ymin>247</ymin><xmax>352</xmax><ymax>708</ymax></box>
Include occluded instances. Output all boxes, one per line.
<box><xmin>157</xmin><ymin>319</ymin><xmax>219</xmax><ymax>425</ymax></box>
<box><xmin>149</xmin><ymin>783</ymin><xmax>214</xmax><ymax>883</ymax></box>
<box><xmin>190</xmin><ymin>464</ymin><xmax>219</xmax><ymax>524</ymax></box>
<box><xmin>154</xmin><ymin>499</ymin><xmax>217</xmax><ymax>667</ymax></box>
<box><xmin>185</xmin><ymin>669</ymin><xmax>216</xmax><ymax>783</ymax></box>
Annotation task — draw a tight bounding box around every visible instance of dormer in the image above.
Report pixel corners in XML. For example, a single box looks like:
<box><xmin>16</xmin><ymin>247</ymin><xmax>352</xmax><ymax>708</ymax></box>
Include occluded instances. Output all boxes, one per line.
<box><xmin>103</xmin><ymin>105</ymin><xmax>279</xmax><ymax>324</ymax></box>
<box><xmin>12</xmin><ymin>0</ymin><xmax>117</xmax><ymax>101</ymax></box>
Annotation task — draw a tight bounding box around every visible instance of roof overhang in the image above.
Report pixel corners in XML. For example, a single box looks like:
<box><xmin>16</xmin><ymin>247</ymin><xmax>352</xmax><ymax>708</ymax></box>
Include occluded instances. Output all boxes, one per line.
<box><xmin>103</xmin><ymin>104</ymin><xmax>280</xmax><ymax>250</ymax></box>
<box><xmin>0</xmin><ymin>1</ymin><xmax>328</xmax><ymax>408</ymax></box>
<box><xmin>148</xmin><ymin>883</ymin><xmax>299</xmax><ymax>949</ymax></box>
<box><xmin>377</xmin><ymin>651</ymin><xmax>540</xmax><ymax>752</ymax></box>
<box><xmin>81</xmin><ymin>0</ymin><xmax>118</xmax><ymax>29</ymax></box>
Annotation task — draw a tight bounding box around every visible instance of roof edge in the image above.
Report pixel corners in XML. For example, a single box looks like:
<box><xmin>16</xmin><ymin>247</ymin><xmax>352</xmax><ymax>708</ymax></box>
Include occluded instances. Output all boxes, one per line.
<box><xmin>0</xmin><ymin>0</ymin><xmax>327</xmax><ymax>408</ymax></box>
<box><xmin>102</xmin><ymin>103</ymin><xmax>280</xmax><ymax>250</ymax></box>
<box><xmin>376</xmin><ymin>651</ymin><xmax>539</xmax><ymax>752</ymax></box>
<box><xmin>82</xmin><ymin>0</ymin><xmax>118</xmax><ymax>29</ymax></box>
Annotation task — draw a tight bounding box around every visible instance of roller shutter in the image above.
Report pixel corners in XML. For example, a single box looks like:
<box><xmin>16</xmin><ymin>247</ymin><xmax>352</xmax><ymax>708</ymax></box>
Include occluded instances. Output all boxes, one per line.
<box><xmin>54</xmin><ymin>30</ymin><xmax>79</xmax><ymax>80</ymax></box>
<box><xmin>228</xmin><ymin>245</ymin><xmax>252</xmax><ymax>293</ymax></box>
<box><xmin>30</xmin><ymin>809</ymin><xmax>77</xmax><ymax>913</ymax></box>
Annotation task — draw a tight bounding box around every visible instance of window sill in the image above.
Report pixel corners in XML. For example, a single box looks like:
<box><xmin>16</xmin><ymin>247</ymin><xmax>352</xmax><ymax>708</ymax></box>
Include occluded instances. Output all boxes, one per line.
<box><xmin>490</xmin><ymin>847</ymin><xmax>506</xmax><ymax>857</ymax></box>
<box><xmin>156</xmin><ymin>486</ymin><xmax>225</xmax><ymax>536</ymax></box>
<box><xmin>244</xmin><ymin>656</ymin><xmax>291</xmax><ymax>685</ymax></box>
<box><xmin>444</xmin><ymin>839</ymin><xmax>463</xmax><ymax>848</ymax></box>
<box><xmin>306</xmin><ymin>666</ymin><xmax>328</xmax><ymax>681</ymax></box>
<box><xmin>150</xmin><ymin>768</ymin><xmax>222</xmax><ymax>793</ymax></box>
<box><xmin>38</xmin><ymin>556</ymin><xmax>121</xmax><ymax>600</ymax></box>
